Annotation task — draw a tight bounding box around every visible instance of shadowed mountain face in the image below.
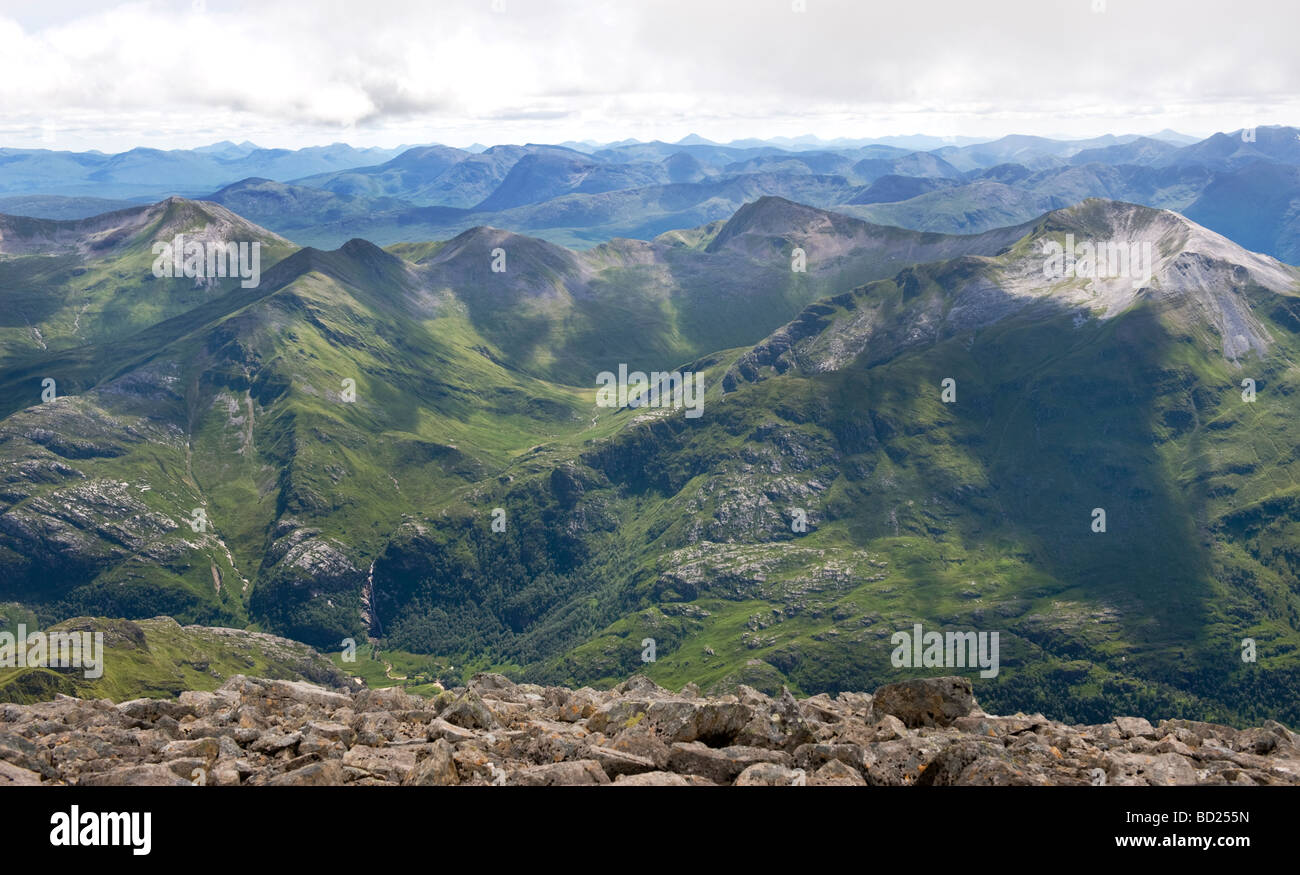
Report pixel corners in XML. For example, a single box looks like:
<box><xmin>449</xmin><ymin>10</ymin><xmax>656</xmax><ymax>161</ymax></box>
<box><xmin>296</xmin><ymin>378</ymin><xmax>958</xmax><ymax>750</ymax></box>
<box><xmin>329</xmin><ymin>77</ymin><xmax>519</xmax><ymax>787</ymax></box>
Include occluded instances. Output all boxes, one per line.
<box><xmin>1184</xmin><ymin>162</ymin><xmax>1300</xmax><ymax>265</ymax></box>
<box><xmin>2</xmin><ymin>191</ymin><xmax>1299</xmax><ymax>725</ymax></box>
<box><xmin>388</xmin><ymin>197</ymin><xmax>1036</xmax><ymax>383</ymax></box>
<box><xmin>0</xmin><ymin>195</ymin><xmax>1025</xmax><ymax>629</ymax></box>
<box><xmin>472</xmin><ymin>151</ymin><xmax>673</xmax><ymax>212</ymax></box>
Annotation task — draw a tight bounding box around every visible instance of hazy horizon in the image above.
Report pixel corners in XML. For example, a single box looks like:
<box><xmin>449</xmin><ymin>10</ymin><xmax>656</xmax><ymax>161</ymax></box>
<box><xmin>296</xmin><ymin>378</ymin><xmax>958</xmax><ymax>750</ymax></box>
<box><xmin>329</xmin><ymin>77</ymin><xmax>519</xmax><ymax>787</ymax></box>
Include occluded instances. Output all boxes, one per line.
<box><xmin>0</xmin><ymin>126</ymin><xmax>1279</xmax><ymax>156</ymax></box>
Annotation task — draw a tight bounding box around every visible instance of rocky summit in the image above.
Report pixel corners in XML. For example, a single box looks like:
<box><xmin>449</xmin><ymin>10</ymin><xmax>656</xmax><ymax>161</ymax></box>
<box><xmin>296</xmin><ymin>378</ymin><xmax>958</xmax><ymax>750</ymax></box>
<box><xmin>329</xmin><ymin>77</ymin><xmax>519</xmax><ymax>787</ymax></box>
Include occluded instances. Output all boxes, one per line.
<box><xmin>1</xmin><ymin>675</ymin><xmax>1296</xmax><ymax>786</ymax></box>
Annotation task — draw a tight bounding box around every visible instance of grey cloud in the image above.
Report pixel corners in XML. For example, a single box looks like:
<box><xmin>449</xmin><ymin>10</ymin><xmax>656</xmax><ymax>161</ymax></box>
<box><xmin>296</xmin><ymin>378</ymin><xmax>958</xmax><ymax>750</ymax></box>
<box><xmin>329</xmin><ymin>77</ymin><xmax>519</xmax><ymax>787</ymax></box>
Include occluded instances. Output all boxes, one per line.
<box><xmin>1</xmin><ymin>0</ymin><xmax>1295</xmax><ymax>149</ymax></box>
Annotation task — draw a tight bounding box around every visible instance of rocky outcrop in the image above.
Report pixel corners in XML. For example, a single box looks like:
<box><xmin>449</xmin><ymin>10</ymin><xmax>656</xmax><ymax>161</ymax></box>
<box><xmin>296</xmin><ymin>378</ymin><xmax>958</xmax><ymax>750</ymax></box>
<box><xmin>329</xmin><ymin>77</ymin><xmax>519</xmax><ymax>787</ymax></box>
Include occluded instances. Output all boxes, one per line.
<box><xmin>1</xmin><ymin>674</ymin><xmax>1296</xmax><ymax>786</ymax></box>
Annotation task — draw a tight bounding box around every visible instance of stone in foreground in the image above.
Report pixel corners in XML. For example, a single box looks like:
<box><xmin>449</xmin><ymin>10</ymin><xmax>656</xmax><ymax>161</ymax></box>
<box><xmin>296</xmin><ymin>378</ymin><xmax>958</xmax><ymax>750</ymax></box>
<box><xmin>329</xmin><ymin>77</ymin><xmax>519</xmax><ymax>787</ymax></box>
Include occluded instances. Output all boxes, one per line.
<box><xmin>1</xmin><ymin>674</ymin><xmax>1295</xmax><ymax>787</ymax></box>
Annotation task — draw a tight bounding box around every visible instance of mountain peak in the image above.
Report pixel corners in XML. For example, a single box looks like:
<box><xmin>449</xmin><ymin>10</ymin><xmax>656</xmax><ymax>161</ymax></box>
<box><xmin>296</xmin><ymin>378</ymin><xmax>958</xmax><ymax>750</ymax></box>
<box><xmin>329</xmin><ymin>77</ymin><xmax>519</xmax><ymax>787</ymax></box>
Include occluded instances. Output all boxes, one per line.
<box><xmin>259</xmin><ymin>235</ymin><xmax>413</xmax><ymax>295</ymax></box>
<box><xmin>444</xmin><ymin>224</ymin><xmax>515</xmax><ymax>248</ymax></box>
<box><xmin>726</xmin><ymin>196</ymin><xmax>1299</xmax><ymax>391</ymax></box>
<box><xmin>0</xmin><ymin>196</ymin><xmax>291</xmax><ymax>257</ymax></box>
<box><xmin>1008</xmin><ymin>198</ymin><xmax>1298</xmax><ymax>360</ymax></box>
<box><xmin>145</xmin><ymin>197</ymin><xmax>295</xmax><ymax>247</ymax></box>
<box><xmin>706</xmin><ymin>197</ymin><xmax>857</xmax><ymax>252</ymax></box>
<box><xmin>339</xmin><ymin>237</ymin><xmax>388</xmax><ymax>257</ymax></box>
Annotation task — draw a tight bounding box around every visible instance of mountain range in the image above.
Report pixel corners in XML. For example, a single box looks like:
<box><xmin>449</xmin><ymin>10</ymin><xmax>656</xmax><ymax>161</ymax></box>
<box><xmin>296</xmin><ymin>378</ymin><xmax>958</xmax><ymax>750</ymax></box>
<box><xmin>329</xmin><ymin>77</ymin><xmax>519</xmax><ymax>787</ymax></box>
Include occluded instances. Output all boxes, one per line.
<box><xmin>3</xmin><ymin>127</ymin><xmax>1298</xmax><ymax>263</ymax></box>
<box><xmin>1</xmin><ymin>179</ymin><xmax>1298</xmax><ymax>728</ymax></box>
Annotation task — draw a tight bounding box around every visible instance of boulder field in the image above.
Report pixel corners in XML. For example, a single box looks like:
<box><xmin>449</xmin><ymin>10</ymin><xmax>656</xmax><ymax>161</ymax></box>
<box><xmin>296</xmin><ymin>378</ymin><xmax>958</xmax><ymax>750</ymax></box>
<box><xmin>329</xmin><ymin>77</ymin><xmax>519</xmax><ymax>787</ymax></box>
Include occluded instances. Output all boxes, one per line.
<box><xmin>2</xmin><ymin>674</ymin><xmax>1296</xmax><ymax>786</ymax></box>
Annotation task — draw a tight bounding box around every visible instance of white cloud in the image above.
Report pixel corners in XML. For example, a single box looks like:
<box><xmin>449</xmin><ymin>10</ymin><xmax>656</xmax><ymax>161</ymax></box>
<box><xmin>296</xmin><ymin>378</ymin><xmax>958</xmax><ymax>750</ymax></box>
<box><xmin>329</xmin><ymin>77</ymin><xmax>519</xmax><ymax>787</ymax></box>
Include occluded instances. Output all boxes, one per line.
<box><xmin>0</xmin><ymin>0</ymin><xmax>1296</xmax><ymax>150</ymax></box>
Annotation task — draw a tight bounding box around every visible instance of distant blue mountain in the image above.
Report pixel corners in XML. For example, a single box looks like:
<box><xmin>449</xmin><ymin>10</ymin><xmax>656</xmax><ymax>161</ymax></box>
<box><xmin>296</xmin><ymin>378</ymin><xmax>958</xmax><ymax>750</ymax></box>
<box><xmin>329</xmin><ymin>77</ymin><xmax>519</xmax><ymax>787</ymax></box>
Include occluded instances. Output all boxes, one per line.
<box><xmin>4</xmin><ymin>129</ymin><xmax>1299</xmax><ymax>263</ymax></box>
<box><xmin>0</xmin><ymin>142</ymin><xmax>413</xmax><ymax>199</ymax></box>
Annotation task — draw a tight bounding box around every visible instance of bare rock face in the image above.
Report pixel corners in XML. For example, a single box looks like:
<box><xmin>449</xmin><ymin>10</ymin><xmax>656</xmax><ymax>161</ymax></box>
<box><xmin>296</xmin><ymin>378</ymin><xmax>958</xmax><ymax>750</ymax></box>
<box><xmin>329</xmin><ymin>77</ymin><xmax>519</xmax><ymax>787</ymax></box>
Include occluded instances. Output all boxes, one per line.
<box><xmin>1</xmin><ymin>674</ymin><xmax>1296</xmax><ymax>787</ymax></box>
<box><xmin>871</xmin><ymin>677</ymin><xmax>978</xmax><ymax>728</ymax></box>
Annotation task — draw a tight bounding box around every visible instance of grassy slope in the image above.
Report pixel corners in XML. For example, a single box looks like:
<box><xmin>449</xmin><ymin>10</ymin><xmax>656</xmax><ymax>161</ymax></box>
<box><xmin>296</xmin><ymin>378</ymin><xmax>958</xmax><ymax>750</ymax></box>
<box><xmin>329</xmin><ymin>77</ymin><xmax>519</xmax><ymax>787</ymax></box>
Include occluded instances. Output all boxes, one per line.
<box><xmin>0</xmin><ymin>613</ymin><xmax>346</xmax><ymax>703</ymax></box>
<box><xmin>529</xmin><ymin>280</ymin><xmax>1300</xmax><ymax>725</ymax></box>
<box><xmin>2</xmin><ymin>199</ymin><xmax>1299</xmax><ymax>726</ymax></box>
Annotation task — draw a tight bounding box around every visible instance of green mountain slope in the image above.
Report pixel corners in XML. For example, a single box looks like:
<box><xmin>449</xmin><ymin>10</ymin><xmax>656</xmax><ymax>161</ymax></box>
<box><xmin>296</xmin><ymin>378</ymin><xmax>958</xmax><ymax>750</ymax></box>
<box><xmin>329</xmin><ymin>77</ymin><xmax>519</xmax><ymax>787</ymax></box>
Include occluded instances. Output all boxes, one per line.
<box><xmin>0</xmin><ymin>198</ymin><xmax>296</xmax><ymax>365</ymax></box>
<box><xmin>0</xmin><ymin>196</ymin><xmax>1024</xmax><ymax>639</ymax></box>
<box><xmin>3</xmin><ymin>196</ymin><xmax>1300</xmax><ymax>727</ymax></box>
<box><xmin>0</xmin><ymin>612</ymin><xmax>346</xmax><ymax>703</ymax></box>
<box><xmin>363</xmin><ymin>200</ymin><xmax>1300</xmax><ymax>726</ymax></box>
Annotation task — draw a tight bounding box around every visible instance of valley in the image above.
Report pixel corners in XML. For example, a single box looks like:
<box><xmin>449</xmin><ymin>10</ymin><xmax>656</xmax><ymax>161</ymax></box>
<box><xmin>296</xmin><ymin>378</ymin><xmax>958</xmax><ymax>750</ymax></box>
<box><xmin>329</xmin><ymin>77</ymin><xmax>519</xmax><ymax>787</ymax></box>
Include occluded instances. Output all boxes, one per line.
<box><xmin>1</xmin><ymin>176</ymin><xmax>1298</xmax><ymax>729</ymax></box>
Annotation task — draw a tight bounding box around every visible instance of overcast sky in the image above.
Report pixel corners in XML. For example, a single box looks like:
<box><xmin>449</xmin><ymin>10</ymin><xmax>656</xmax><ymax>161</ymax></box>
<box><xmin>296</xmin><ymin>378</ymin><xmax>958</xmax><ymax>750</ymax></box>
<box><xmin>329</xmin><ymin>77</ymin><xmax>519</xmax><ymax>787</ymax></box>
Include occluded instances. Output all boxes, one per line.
<box><xmin>0</xmin><ymin>0</ymin><xmax>1296</xmax><ymax>151</ymax></box>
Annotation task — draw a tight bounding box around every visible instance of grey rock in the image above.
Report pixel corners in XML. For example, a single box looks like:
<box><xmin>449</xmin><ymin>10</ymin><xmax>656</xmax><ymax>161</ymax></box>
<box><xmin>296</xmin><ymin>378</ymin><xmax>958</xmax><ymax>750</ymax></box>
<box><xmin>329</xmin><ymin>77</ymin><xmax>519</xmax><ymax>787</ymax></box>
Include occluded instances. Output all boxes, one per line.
<box><xmin>734</xmin><ymin>763</ymin><xmax>806</xmax><ymax>786</ymax></box>
<box><xmin>266</xmin><ymin>760</ymin><xmax>345</xmax><ymax>786</ymax></box>
<box><xmin>864</xmin><ymin>737</ymin><xmax>945</xmax><ymax>786</ymax></box>
<box><xmin>250</xmin><ymin>731</ymin><xmax>301</xmax><ymax>753</ymax></box>
<box><xmin>1113</xmin><ymin>716</ymin><xmax>1157</xmax><ymax>739</ymax></box>
<box><xmin>0</xmin><ymin>733</ymin><xmax>58</xmax><ymax>779</ymax></box>
<box><xmin>602</xmin><ymin>729</ymin><xmax>671</xmax><ymax>769</ymax></box>
<box><xmin>584</xmin><ymin>745</ymin><xmax>658</xmax><ymax>778</ymax></box>
<box><xmin>165</xmin><ymin>758</ymin><xmax>209</xmax><ymax>782</ymax></box>
<box><xmin>1105</xmin><ymin>752</ymin><xmax>1200</xmax><ymax>786</ymax></box>
<box><xmin>305</xmin><ymin>721</ymin><xmax>355</xmax><ymax>745</ymax></box>
<box><xmin>0</xmin><ymin>759</ymin><xmax>45</xmax><ymax>785</ymax></box>
<box><xmin>118</xmin><ymin>698</ymin><xmax>196</xmax><ymax>723</ymax></box>
<box><xmin>872</xmin><ymin>677</ymin><xmax>977</xmax><ymax>728</ymax></box>
<box><xmin>793</xmin><ymin>743</ymin><xmax>869</xmax><ymax>774</ymax></box>
<box><xmin>509</xmin><ymin>760</ymin><xmax>610</xmax><ymax>786</ymax></box>
<box><xmin>870</xmin><ymin>714</ymin><xmax>908</xmax><ymax>741</ymax></box>
<box><xmin>342</xmin><ymin>744</ymin><xmax>418</xmax><ymax>783</ymax></box>
<box><xmin>7</xmin><ymin>672</ymin><xmax>1296</xmax><ymax>787</ymax></box>
<box><xmin>555</xmin><ymin>688</ymin><xmax>603</xmax><ymax>723</ymax></box>
<box><xmin>425</xmin><ymin>718</ymin><xmax>480</xmax><ymax>745</ymax></box>
<box><xmin>353</xmin><ymin>687</ymin><xmax>417</xmax><ymax>713</ymax></box>
<box><xmin>646</xmin><ymin>699</ymin><xmax>753</xmax><ymax>745</ymax></box>
<box><xmin>440</xmin><ymin>690</ymin><xmax>497</xmax><ymax>731</ymax></box>
<box><xmin>811</xmin><ymin>759</ymin><xmax>867</xmax><ymax>786</ymax></box>
<box><xmin>160</xmin><ymin>737</ymin><xmax>220</xmax><ymax>762</ymax></box>
<box><xmin>267</xmin><ymin>680</ymin><xmax>352</xmax><ymax>711</ymax></box>
<box><xmin>403</xmin><ymin>740</ymin><xmax>459</xmax><ymax>786</ymax></box>
<box><xmin>612</xmin><ymin>770</ymin><xmax>692</xmax><ymax>786</ymax></box>
<box><xmin>667</xmin><ymin>742</ymin><xmax>792</xmax><ymax>784</ymax></box>
<box><xmin>586</xmin><ymin>699</ymin><xmax>649</xmax><ymax>735</ymax></box>
<box><xmin>78</xmin><ymin>763</ymin><xmax>192</xmax><ymax>786</ymax></box>
<box><xmin>613</xmin><ymin>675</ymin><xmax>673</xmax><ymax>699</ymax></box>
<box><xmin>468</xmin><ymin>673</ymin><xmax>517</xmax><ymax>698</ymax></box>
